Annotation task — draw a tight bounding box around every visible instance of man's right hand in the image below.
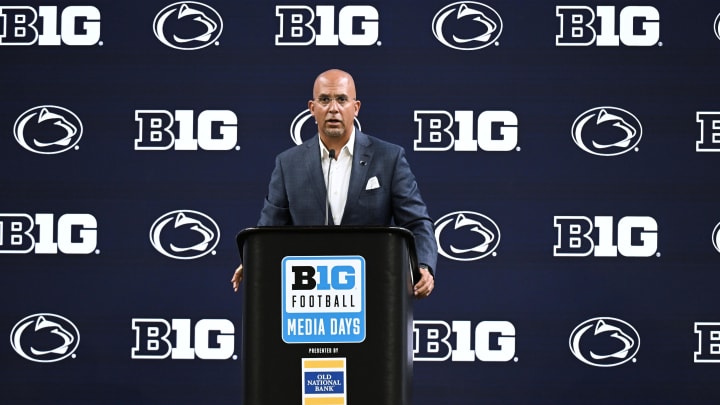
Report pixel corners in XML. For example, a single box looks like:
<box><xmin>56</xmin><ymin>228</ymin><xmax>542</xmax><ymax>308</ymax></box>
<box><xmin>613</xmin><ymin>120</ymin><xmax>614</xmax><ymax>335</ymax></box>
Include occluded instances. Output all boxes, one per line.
<box><xmin>231</xmin><ymin>264</ymin><xmax>243</xmax><ymax>292</ymax></box>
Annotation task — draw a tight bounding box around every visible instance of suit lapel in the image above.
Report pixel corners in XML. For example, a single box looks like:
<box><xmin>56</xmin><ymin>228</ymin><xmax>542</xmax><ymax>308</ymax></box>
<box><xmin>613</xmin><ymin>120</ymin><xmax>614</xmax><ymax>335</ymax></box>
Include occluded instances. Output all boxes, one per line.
<box><xmin>303</xmin><ymin>135</ymin><xmax>328</xmax><ymax>213</ymax></box>
<box><xmin>344</xmin><ymin>131</ymin><xmax>373</xmax><ymax>222</ymax></box>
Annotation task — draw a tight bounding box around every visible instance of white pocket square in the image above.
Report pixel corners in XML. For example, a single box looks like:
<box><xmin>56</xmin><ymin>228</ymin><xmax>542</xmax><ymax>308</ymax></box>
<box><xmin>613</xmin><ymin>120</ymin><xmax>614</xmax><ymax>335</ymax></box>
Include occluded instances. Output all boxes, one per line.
<box><xmin>365</xmin><ymin>176</ymin><xmax>380</xmax><ymax>190</ymax></box>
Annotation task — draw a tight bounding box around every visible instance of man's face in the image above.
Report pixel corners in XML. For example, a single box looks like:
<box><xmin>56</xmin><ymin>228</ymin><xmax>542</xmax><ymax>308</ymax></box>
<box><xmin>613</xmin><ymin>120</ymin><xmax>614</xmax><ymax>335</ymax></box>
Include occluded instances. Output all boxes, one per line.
<box><xmin>309</xmin><ymin>73</ymin><xmax>360</xmax><ymax>142</ymax></box>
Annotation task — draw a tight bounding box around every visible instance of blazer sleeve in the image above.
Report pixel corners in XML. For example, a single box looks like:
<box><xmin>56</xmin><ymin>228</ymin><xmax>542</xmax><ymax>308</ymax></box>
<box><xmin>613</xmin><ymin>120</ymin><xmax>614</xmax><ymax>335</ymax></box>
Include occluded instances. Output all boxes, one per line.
<box><xmin>391</xmin><ymin>148</ymin><xmax>438</xmax><ymax>275</ymax></box>
<box><xmin>257</xmin><ymin>155</ymin><xmax>292</xmax><ymax>226</ymax></box>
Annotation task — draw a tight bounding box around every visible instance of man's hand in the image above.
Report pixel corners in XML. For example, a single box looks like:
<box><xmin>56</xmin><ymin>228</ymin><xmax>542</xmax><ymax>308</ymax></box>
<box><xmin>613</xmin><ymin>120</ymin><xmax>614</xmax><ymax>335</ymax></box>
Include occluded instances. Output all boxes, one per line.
<box><xmin>413</xmin><ymin>267</ymin><xmax>434</xmax><ymax>299</ymax></box>
<box><xmin>231</xmin><ymin>264</ymin><xmax>243</xmax><ymax>292</ymax></box>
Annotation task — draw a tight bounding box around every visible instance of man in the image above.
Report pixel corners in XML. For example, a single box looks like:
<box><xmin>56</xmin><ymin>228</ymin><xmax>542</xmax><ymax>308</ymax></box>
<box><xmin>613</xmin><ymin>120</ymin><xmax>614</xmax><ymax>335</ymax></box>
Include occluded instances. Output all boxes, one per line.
<box><xmin>231</xmin><ymin>69</ymin><xmax>436</xmax><ymax>298</ymax></box>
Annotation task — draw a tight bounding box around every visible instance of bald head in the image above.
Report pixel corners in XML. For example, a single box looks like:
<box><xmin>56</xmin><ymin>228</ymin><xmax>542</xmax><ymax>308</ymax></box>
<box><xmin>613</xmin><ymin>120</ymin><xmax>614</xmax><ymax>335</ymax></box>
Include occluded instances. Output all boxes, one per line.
<box><xmin>313</xmin><ymin>69</ymin><xmax>357</xmax><ymax>99</ymax></box>
<box><xmin>308</xmin><ymin>69</ymin><xmax>361</xmax><ymax>149</ymax></box>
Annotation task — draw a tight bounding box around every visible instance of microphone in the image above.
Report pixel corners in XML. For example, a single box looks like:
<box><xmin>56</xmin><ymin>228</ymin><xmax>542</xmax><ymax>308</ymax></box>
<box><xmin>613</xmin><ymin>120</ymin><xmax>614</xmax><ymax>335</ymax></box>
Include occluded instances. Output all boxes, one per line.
<box><xmin>325</xmin><ymin>149</ymin><xmax>335</xmax><ymax>225</ymax></box>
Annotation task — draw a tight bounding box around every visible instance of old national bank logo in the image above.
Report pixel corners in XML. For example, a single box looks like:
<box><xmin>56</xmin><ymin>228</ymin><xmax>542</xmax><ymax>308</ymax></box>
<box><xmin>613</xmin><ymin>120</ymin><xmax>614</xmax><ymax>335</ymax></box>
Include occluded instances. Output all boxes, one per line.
<box><xmin>282</xmin><ymin>256</ymin><xmax>365</xmax><ymax>344</ymax></box>
<box><xmin>153</xmin><ymin>2</ymin><xmax>223</xmax><ymax>50</ymax></box>
<box><xmin>434</xmin><ymin>211</ymin><xmax>500</xmax><ymax>261</ymax></box>
<box><xmin>149</xmin><ymin>210</ymin><xmax>220</xmax><ymax>259</ymax></box>
<box><xmin>0</xmin><ymin>6</ymin><xmax>101</xmax><ymax>46</ymax></box>
<box><xmin>432</xmin><ymin>2</ymin><xmax>502</xmax><ymax>51</ymax></box>
<box><xmin>302</xmin><ymin>358</ymin><xmax>347</xmax><ymax>404</ymax></box>
<box><xmin>290</xmin><ymin>109</ymin><xmax>361</xmax><ymax>145</ymax></box>
<box><xmin>11</xmin><ymin>313</ymin><xmax>80</xmax><ymax>363</ymax></box>
<box><xmin>14</xmin><ymin>106</ymin><xmax>83</xmax><ymax>154</ymax></box>
<box><xmin>569</xmin><ymin>317</ymin><xmax>640</xmax><ymax>367</ymax></box>
<box><xmin>571</xmin><ymin>107</ymin><xmax>642</xmax><ymax>156</ymax></box>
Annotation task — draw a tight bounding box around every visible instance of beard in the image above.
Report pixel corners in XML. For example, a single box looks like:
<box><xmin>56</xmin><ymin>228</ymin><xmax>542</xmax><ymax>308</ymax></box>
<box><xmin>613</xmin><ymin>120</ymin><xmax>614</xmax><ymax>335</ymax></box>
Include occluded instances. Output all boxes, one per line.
<box><xmin>321</xmin><ymin>122</ymin><xmax>345</xmax><ymax>138</ymax></box>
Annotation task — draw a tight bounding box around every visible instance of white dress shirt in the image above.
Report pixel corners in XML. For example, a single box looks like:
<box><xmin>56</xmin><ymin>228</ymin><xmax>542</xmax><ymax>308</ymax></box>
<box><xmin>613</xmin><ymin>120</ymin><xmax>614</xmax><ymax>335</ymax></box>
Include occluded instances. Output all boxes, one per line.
<box><xmin>320</xmin><ymin>129</ymin><xmax>355</xmax><ymax>225</ymax></box>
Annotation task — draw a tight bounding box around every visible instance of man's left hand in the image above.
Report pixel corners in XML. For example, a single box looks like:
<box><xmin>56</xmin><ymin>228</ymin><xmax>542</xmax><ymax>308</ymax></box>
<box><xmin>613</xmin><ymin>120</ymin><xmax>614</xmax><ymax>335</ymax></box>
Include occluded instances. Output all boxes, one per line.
<box><xmin>414</xmin><ymin>267</ymin><xmax>434</xmax><ymax>299</ymax></box>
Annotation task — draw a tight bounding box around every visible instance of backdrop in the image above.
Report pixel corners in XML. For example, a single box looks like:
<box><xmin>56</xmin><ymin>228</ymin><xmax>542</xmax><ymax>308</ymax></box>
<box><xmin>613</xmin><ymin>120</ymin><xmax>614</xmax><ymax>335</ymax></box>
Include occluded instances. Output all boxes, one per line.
<box><xmin>2</xmin><ymin>1</ymin><xmax>720</xmax><ymax>404</ymax></box>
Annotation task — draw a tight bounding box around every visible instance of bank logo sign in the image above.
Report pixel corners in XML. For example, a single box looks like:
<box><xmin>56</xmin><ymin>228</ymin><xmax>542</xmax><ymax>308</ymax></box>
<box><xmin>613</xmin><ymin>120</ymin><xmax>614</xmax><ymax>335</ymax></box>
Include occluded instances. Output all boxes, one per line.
<box><xmin>282</xmin><ymin>256</ymin><xmax>365</xmax><ymax>344</ymax></box>
<box><xmin>302</xmin><ymin>358</ymin><xmax>347</xmax><ymax>405</ymax></box>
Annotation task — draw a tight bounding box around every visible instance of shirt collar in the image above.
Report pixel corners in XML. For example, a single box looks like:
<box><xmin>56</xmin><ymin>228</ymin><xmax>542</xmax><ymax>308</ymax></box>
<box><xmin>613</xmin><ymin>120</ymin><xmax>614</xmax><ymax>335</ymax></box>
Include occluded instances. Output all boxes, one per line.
<box><xmin>320</xmin><ymin>127</ymin><xmax>355</xmax><ymax>159</ymax></box>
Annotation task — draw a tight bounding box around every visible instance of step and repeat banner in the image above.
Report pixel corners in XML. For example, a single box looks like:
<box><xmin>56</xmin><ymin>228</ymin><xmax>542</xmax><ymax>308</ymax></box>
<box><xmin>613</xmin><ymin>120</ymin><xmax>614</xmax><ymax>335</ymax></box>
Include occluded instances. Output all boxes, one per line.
<box><xmin>2</xmin><ymin>1</ymin><xmax>720</xmax><ymax>404</ymax></box>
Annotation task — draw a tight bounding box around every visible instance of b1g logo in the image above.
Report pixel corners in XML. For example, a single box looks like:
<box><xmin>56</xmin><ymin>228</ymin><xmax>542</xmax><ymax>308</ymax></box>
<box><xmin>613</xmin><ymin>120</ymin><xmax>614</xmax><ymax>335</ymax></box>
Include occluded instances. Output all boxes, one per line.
<box><xmin>275</xmin><ymin>5</ymin><xmax>380</xmax><ymax>46</ymax></box>
<box><xmin>413</xmin><ymin>320</ymin><xmax>516</xmax><ymax>362</ymax></box>
<box><xmin>572</xmin><ymin>107</ymin><xmax>642</xmax><ymax>156</ymax></box>
<box><xmin>153</xmin><ymin>2</ymin><xmax>223</xmax><ymax>50</ymax></box>
<box><xmin>0</xmin><ymin>6</ymin><xmax>101</xmax><ymax>46</ymax></box>
<box><xmin>0</xmin><ymin>213</ymin><xmax>98</xmax><ymax>254</ymax></box>
<box><xmin>432</xmin><ymin>2</ymin><xmax>503</xmax><ymax>51</ymax></box>
<box><xmin>434</xmin><ymin>211</ymin><xmax>500</xmax><ymax>261</ymax></box>
<box><xmin>694</xmin><ymin>322</ymin><xmax>720</xmax><ymax>363</ymax></box>
<box><xmin>149</xmin><ymin>210</ymin><xmax>220</xmax><ymax>260</ymax></box>
<box><xmin>290</xmin><ymin>109</ymin><xmax>362</xmax><ymax>145</ymax></box>
<box><xmin>556</xmin><ymin>6</ymin><xmax>660</xmax><ymax>47</ymax></box>
<box><xmin>11</xmin><ymin>313</ymin><xmax>80</xmax><ymax>363</ymax></box>
<box><xmin>554</xmin><ymin>216</ymin><xmax>658</xmax><ymax>257</ymax></box>
<box><xmin>414</xmin><ymin>110</ymin><xmax>518</xmax><ymax>152</ymax></box>
<box><xmin>131</xmin><ymin>318</ymin><xmax>235</xmax><ymax>360</ymax></box>
<box><xmin>569</xmin><ymin>317</ymin><xmax>640</xmax><ymax>367</ymax></box>
<box><xmin>135</xmin><ymin>110</ymin><xmax>238</xmax><ymax>151</ymax></box>
<box><xmin>282</xmin><ymin>256</ymin><xmax>365</xmax><ymax>344</ymax></box>
<box><xmin>696</xmin><ymin>112</ymin><xmax>720</xmax><ymax>152</ymax></box>
<box><xmin>15</xmin><ymin>106</ymin><xmax>83</xmax><ymax>154</ymax></box>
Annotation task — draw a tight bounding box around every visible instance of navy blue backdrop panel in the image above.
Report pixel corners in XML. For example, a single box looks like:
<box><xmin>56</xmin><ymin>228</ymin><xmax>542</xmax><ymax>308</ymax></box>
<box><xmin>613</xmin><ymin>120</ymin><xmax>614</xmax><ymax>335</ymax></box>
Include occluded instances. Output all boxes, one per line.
<box><xmin>2</xmin><ymin>0</ymin><xmax>720</xmax><ymax>404</ymax></box>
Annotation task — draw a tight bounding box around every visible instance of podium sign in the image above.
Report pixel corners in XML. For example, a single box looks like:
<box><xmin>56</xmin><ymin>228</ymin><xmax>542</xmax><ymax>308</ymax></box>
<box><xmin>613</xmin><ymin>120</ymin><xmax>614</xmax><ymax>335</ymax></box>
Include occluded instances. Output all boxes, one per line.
<box><xmin>281</xmin><ymin>255</ymin><xmax>366</xmax><ymax>344</ymax></box>
<box><xmin>237</xmin><ymin>227</ymin><xmax>417</xmax><ymax>405</ymax></box>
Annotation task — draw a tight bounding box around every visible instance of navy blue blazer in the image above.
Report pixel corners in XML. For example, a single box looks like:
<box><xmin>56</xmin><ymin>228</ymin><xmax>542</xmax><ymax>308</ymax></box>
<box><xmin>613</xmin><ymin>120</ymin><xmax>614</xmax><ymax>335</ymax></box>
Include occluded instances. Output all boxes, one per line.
<box><xmin>258</xmin><ymin>130</ymin><xmax>438</xmax><ymax>273</ymax></box>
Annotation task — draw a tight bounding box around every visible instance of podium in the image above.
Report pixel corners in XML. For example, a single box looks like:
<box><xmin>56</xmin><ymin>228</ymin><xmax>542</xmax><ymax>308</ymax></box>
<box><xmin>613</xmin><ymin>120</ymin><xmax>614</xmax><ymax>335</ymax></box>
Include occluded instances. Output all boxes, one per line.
<box><xmin>237</xmin><ymin>226</ymin><xmax>418</xmax><ymax>405</ymax></box>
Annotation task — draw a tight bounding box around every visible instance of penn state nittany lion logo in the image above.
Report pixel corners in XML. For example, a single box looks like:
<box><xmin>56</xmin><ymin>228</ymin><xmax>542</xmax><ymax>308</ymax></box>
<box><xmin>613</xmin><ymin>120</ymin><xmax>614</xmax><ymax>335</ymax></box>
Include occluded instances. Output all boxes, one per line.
<box><xmin>153</xmin><ymin>2</ymin><xmax>223</xmax><ymax>50</ymax></box>
<box><xmin>432</xmin><ymin>2</ymin><xmax>503</xmax><ymax>50</ymax></box>
<box><xmin>434</xmin><ymin>211</ymin><xmax>500</xmax><ymax>261</ymax></box>
<box><xmin>150</xmin><ymin>210</ymin><xmax>220</xmax><ymax>259</ymax></box>
<box><xmin>11</xmin><ymin>313</ymin><xmax>80</xmax><ymax>363</ymax></box>
<box><xmin>572</xmin><ymin>107</ymin><xmax>642</xmax><ymax>156</ymax></box>
<box><xmin>289</xmin><ymin>109</ymin><xmax>362</xmax><ymax>145</ymax></box>
<box><xmin>569</xmin><ymin>317</ymin><xmax>640</xmax><ymax>367</ymax></box>
<box><xmin>14</xmin><ymin>106</ymin><xmax>83</xmax><ymax>154</ymax></box>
